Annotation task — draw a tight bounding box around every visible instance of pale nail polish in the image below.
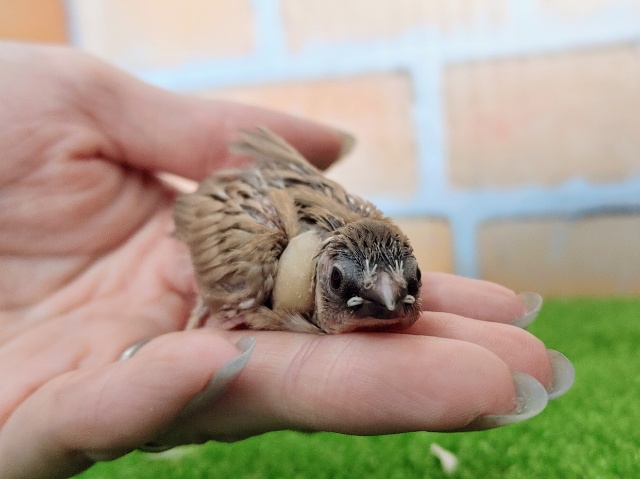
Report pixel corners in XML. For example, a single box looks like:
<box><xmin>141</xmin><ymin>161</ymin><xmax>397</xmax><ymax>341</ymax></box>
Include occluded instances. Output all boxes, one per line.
<box><xmin>511</xmin><ymin>292</ymin><xmax>543</xmax><ymax>329</ymax></box>
<box><xmin>85</xmin><ymin>450</ymin><xmax>131</xmax><ymax>462</ymax></box>
<box><xmin>460</xmin><ymin>372</ymin><xmax>548</xmax><ymax>431</ymax></box>
<box><xmin>547</xmin><ymin>349</ymin><xmax>575</xmax><ymax>400</ymax></box>
<box><xmin>179</xmin><ymin>336</ymin><xmax>256</xmax><ymax>417</ymax></box>
<box><xmin>337</xmin><ymin>130</ymin><xmax>356</xmax><ymax>159</ymax></box>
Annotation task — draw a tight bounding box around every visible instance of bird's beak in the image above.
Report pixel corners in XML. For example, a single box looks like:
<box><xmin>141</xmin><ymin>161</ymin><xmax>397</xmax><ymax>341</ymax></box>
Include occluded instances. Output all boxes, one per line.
<box><xmin>359</xmin><ymin>271</ymin><xmax>407</xmax><ymax>318</ymax></box>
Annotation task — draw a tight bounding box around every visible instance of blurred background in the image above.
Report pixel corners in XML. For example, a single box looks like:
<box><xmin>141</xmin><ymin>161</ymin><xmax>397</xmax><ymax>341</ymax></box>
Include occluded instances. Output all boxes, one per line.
<box><xmin>3</xmin><ymin>0</ymin><xmax>639</xmax><ymax>296</ymax></box>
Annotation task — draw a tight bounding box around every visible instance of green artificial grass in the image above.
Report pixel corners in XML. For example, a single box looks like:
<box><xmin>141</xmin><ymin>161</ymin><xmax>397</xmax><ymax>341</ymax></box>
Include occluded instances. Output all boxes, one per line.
<box><xmin>76</xmin><ymin>298</ymin><xmax>640</xmax><ymax>479</ymax></box>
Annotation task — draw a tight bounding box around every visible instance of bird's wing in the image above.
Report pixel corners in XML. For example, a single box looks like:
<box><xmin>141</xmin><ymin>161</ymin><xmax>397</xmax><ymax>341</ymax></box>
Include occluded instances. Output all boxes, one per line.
<box><xmin>230</xmin><ymin>127</ymin><xmax>385</xmax><ymax>232</ymax></box>
<box><xmin>173</xmin><ymin>168</ymin><xmax>297</xmax><ymax>322</ymax></box>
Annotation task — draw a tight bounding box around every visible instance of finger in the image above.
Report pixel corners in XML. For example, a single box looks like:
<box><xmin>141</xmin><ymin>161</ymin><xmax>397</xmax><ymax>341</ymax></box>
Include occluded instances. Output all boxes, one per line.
<box><xmin>405</xmin><ymin>312</ymin><xmax>553</xmax><ymax>389</ymax></box>
<box><xmin>422</xmin><ymin>272</ymin><xmax>526</xmax><ymax>323</ymax></box>
<box><xmin>177</xmin><ymin>331</ymin><xmax>521</xmax><ymax>440</ymax></box>
<box><xmin>78</xmin><ymin>53</ymin><xmax>348</xmax><ymax>178</ymax></box>
<box><xmin>0</xmin><ymin>331</ymin><xmax>241</xmax><ymax>479</ymax></box>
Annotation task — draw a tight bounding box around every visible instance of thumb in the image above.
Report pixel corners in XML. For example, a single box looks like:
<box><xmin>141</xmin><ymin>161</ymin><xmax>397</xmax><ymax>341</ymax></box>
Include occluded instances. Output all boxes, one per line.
<box><xmin>0</xmin><ymin>331</ymin><xmax>247</xmax><ymax>479</ymax></box>
<box><xmin>79</xmin><ymin>52</ymin><xmax>349</xmax><ymax>178</ymax></box>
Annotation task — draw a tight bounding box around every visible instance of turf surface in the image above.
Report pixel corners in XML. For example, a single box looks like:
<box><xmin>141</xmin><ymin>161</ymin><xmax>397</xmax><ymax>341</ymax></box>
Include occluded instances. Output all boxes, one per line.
<box><xmin>76</xmin><ymin>298</ymin><xmax>640</xmax><ymax>478</ymax></box>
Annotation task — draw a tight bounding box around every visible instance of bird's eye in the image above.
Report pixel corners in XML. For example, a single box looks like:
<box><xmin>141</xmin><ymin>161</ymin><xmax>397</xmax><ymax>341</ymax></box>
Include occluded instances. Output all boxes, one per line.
<box><xmin>330</xmin><ymin>266</ymin><xmax>343</xmax><ymax>291</ymax></box>
<box><xmin>407</xmin><ymin>279</ymin><xmax>419</xmax><ymax>296</ymax></box>
<box><xmin>407</xmin><ymin>266</ymin><xmax>421</xmax><ymax>296</ymax></box>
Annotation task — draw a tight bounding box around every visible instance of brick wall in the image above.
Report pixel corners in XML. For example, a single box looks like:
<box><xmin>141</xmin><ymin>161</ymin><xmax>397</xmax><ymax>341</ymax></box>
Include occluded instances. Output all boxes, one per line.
<box><xmin>3</xmin><ymin>0</ymin><xmax>640</xmax><ymax>296</ymax></box>
<box><xmin>0</xmin><ymin>0</ymin><xmax>67</xmax><ymax>43</ymax></box>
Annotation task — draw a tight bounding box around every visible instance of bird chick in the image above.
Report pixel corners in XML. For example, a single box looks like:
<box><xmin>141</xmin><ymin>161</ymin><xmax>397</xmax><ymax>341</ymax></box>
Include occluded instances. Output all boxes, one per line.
<box><xmin>173</xmin><ymin>127</ymin><xmax>421</xmax><ymax>334</ymax></box>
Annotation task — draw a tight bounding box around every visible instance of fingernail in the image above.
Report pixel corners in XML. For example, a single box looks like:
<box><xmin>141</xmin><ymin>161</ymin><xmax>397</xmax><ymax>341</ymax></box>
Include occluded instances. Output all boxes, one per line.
<box><xmin>86</xmin><ymin>449</ymin><xmax>131</xmax><ymax>462</ymax></box>
<box><xmin>337</xmin><ymin>130</ymin><xmax>356</xmax><ymax>159</ymax></box>
<box><xmin>179</xmin><ymin>336</ymin><xmax>256</xmax><ymax>417</ymax></box>
<box><xmin>511</xmin><ymin>292</ymin><xmax>543</xmax><ymax>329</ymax></box>
<box><xmin>460</xmin><ymin>372</ymin><xmax>548</xmax><ymax>431</ymax></box>
<box><xmin>547</xmin><ymin>349</ymin><xmax>575</xmax><ymax>400</ymax></box>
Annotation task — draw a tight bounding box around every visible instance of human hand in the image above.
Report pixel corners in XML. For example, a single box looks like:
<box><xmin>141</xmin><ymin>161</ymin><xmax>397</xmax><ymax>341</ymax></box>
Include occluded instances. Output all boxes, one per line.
<box><xmin>0</xmin><ymin>42</ymin><xmax>572</xmax><ymax>479</ymax></box>
<box><xmin>0</xmin><ymin>41</ymin><xmax>345</xmax><ymax>478</ymax></box>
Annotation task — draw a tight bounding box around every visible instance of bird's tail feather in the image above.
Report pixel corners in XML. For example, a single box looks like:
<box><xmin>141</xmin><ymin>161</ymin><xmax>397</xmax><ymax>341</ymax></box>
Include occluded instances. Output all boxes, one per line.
<box><xmin>229</xmin><ymin>126</ymin><xmax>313</xmax><ymax>169</ymax></box>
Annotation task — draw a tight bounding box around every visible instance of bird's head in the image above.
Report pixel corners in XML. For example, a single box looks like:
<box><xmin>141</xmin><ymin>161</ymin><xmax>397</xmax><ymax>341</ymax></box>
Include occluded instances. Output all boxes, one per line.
<box><xmin>314</xmin><ymin>218</ymin><xmax>422</xmax><ymax>333</ymax></box>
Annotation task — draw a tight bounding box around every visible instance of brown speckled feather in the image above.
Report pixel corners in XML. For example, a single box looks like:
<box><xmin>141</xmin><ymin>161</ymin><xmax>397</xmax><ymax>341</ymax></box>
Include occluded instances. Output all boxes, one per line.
<box><xmin>173</xmin><ymin>169</ymin><xmax>295</xmax><ymax>324</ymax></box>
<box><xmin>229</xmin><ymin>128</ymin><xmax>385</xmax><ymax>229</ymax></box>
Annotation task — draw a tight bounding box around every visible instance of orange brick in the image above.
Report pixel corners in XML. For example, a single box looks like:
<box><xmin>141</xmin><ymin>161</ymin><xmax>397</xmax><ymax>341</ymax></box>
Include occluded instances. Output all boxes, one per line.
<box><xmin>0</xmin><ymin>0</ymin><xmax>67</xmax><ymax>42</ymax></box>
<box><xmin>392</xmin><ymin>217</ymin><xmax>454</xmax><ymax>273</ymax></box>
<box><xmin>280</xmin><ymin>0</ymin><xmax>508</xmax><ymax>52</ymax></box>
<box><xmin>198</xmin><ymin>73</ymin><xmax>419</xmax><ymax>199</ymax></box>
<box><xmin>478</xmin><ymin>214</ymin><xmax>640</xmax><ymax>296</ymax></box>
<box><xmin>538</xmin><ymin>0</ymin><xmax>623</xmax><ymax>19</ymax></box>
<box><xmin>446</xmin><ymin>46</ymin><xmax>640</xmax><ymax>188</ymax></box>
<box><xmin>69</xmin><ymin>0</ymin><xmax>254</xmax><ymax>69</ymax></box>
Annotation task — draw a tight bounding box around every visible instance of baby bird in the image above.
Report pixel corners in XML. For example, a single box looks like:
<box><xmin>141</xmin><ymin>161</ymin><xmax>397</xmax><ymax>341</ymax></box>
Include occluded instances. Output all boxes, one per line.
<box><xmin>173</xmin><ymin>127</ymin><xmax>421</xmax><ymax>334</ymax></box>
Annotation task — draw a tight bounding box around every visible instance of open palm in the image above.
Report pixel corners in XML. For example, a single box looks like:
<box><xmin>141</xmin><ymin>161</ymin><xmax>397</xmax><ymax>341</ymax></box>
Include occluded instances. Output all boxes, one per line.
<box><xmin>0</xmin><ymin>43</ymin><xmax>563</xmax><ymax>479</ymax></box>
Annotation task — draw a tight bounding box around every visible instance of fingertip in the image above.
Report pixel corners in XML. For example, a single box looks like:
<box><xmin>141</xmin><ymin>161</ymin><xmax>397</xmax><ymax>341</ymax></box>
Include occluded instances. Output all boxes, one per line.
<box><xmin>336</xmin><ymin>129</ymin><xmax>356</xmax><ymax>160</ymax></box>
<box><xmin>441</xmin><ymin>343</ymin><xmax>519</xmax><ymax>427</ymax></box>
<box><xmin>502</xmin><ymin>325</ymin><xmax>554</xmax><ymax>390</ymax></box>
<box><xmin>80</xmin><ymin>56</ymin><xmax>349</xmax><ymax>179</ymax></box>
<box><xmin>422</xmin><ymin>272</ymin><xmax>526</xmax><ymax>324</ymax></box>
<box><xmin>458</xmin><ymin>371</ymin><xmax>548</xmax><ymax>431</ymax></box>
<box><xmin>511</xmin><ymin>292</ymin><xmax>543</xmax><ymax>329</ymax></box>
<box><xmin>405</xmin><ymin>311</ymin><xmax>555</xmax><ymax>395</ymax></box>
<box><xmin>546</xmin><ymin>349</ymin><xmax>575</xmax><ymax>400</ymax></box>
<box><xmin>99</xmin><ymin>82</ymin><xmax>348</xmax><ymax>179</ymax></box>
<box><xmin>212</xmin><ymin>100</ymin><xmax>347</xmax><ymax>172</ymax></box>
